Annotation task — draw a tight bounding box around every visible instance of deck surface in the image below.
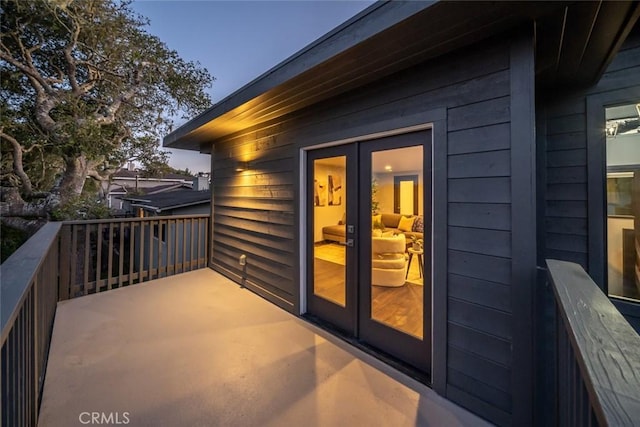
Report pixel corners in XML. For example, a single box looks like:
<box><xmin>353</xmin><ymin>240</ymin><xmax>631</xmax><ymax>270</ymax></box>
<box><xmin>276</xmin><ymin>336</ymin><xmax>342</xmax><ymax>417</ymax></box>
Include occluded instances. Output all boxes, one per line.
<box><xmin>38</xmin><ymin>269</ymin><xmax>491</xmax><ymax>427</ymax></box>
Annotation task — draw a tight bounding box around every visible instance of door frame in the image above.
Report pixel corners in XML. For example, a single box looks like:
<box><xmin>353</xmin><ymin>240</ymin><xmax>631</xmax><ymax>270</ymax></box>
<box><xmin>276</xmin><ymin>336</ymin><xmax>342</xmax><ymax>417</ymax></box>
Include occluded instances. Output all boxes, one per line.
<box><xmin>298</xmin><ymin>119</ymin><xmax>447</xmax><ymax>391</ymax></box>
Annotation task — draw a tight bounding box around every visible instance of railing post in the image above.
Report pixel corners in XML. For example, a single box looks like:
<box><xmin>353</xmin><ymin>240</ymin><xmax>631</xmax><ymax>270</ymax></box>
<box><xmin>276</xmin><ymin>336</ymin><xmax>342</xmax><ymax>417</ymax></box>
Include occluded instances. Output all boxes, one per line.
<box><xmin>58</xmin><ymin>225</ymin><xmax>70</xmax><ymax>301</ymax></box>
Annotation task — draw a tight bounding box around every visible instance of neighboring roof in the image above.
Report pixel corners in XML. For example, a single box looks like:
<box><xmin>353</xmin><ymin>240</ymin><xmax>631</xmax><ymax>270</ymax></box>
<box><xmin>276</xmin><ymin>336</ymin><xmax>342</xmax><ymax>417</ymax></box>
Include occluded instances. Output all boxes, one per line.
<box><xmin>108</xmin><ymin>183</ymin><xmax>191</xmax><ymax>197</ymax></box>
<box><xmin>123</xmin><ymin>190</ymin><xmax>210</xmax><ymax>213</ymax></box>
<box><xmin>164</xmin><ymin>1</ymin><xmax>640</xmax><ymax>151</ymax></box>
<box><xmin>112</xmin><ymin>169</ymin><xmax>193</xmax><ymax>181</ymax></box>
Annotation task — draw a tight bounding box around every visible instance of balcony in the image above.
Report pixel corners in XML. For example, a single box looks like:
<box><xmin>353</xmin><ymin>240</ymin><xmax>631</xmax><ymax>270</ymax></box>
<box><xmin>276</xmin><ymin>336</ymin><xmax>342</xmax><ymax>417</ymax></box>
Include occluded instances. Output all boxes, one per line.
<box><xmin>1</xmin><ymin>216</ymin><xmax>487</xmax><ymax>427</ymax></box>
<box><xmin>2</xmin><ymin>215</ymin><xmax>640</xmax><ymax>426</ymax></box>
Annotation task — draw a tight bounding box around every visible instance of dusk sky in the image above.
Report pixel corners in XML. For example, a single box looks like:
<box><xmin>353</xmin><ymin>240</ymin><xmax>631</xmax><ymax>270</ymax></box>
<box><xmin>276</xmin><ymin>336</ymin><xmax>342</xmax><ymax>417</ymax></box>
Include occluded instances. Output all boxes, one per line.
<box><xmin>131</xmin><ymin>0</ymin><xmax>376</xmax><ymax>173</ymax></box>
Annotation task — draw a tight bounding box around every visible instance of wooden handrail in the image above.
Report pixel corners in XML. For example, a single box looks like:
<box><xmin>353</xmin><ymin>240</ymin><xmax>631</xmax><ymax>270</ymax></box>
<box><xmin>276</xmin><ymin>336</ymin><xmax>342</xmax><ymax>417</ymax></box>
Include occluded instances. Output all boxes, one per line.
<box><xmin>1</xmin><ymin>222</ymin><xmax>61</xmax><ymax>342</ymax></box>
<box><xmin>61</xmin><ymin>213</ymin><xmax>209</xmax><ymax>225</ymax></box>
<box><xmin>1</xmin><ymin>221</ymin><xmax>61</xmax><ymax>426</ymax></box>
<box><xmin>546</xmin><ymin>259</ymin><xmax>640</xmax><ymax>426</ymax></box>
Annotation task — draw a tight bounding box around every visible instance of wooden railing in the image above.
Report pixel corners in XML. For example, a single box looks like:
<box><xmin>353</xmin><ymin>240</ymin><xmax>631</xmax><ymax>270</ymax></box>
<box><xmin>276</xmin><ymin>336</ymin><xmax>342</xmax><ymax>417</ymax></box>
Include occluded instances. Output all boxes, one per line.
<box><xmin>1</xmin><ymin>214</ymin><xmax>209</xmax><ymax>426</ymax></box>
<box><xmin>59</xmin><ymin>215</ymin><xmax>209</xmax><ymax>299</ymax></box>
<box><xmin>546</xmin><ymin>259</ymin><xmax>640</xmax><ymax>427</ymax></box>
<box><xmin>1</xmin><ymin>223</ymin><xmax>61</xmax><ymax>427</ymax></box>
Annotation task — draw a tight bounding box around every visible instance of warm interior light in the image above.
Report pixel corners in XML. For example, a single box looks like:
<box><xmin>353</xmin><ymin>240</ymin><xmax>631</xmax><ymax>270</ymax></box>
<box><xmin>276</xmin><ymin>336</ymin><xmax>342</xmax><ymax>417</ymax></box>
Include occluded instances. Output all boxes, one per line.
<box><xmin>384</xmin><ymin>165</ymin><xmax>392</xmax><ymax>171</ymax></box>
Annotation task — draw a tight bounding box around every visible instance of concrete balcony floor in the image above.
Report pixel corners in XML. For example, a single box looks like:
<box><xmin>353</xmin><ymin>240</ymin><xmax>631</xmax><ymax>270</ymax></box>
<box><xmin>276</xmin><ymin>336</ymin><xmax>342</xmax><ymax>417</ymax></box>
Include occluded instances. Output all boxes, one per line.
<box><xmin>38</xmin><ymin>269</ymin><xmax>491</xmax><ymax>427</ymax></box>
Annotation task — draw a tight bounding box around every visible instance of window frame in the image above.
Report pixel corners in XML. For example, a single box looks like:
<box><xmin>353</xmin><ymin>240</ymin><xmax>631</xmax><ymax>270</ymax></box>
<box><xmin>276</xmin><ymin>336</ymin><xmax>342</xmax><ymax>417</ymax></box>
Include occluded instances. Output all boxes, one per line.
<box><xmin>587</xmin><ymin>87</ymin><xmax>640</xmax><ymax>306</ymax></box>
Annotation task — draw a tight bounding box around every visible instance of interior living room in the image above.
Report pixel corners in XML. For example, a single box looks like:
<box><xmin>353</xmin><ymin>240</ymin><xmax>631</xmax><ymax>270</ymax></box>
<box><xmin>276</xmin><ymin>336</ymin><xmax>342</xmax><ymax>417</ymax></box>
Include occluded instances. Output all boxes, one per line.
<box><xmin>312</xmin><ymin>145</ymin><xmax>425</xmax><ymax>339</ymax></box>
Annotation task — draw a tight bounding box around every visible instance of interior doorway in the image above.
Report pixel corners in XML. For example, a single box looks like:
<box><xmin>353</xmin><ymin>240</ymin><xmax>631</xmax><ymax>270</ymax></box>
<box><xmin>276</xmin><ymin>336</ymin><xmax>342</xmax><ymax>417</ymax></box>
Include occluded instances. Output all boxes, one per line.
<box><xmin>394</xmin><ymin>175</ymin><xmax>419</xmax><ymax>215</ymax></box>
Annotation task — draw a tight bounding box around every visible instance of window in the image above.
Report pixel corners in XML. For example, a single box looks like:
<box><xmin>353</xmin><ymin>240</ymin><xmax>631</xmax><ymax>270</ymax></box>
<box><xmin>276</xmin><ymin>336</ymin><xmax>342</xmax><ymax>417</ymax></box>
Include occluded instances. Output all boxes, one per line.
<box><xmin>606</xmin><ymin>103</ymin><xmax>640</xmax><ymax>301</ymax></box>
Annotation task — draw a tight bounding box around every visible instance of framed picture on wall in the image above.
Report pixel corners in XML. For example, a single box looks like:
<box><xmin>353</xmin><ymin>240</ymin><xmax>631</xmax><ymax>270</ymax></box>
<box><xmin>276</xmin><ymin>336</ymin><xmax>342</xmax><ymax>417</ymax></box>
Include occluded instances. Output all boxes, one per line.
<box><xmin>314</xmin><ymin>179</ymin><xmax>327</xmax><ymax>206</ymax></box>
<box><xmin>328</xmin><ymin>174</ymin><xmax>342</xmax><ymax>206</ymax></box>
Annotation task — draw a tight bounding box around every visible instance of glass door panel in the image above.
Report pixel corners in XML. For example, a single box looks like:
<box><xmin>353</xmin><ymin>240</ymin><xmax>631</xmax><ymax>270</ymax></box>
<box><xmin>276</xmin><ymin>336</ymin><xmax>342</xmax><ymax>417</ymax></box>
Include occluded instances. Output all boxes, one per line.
<box><xmin>306</xmin><ymin>145</ymin><xmax>357</xmax><ymax>334</ymax></box>
<box><xmin>313</xmin><ymin>155</ymin><xmax>347</xmax><ymax>306</ymax></box>
<box><xmin>358</xmin><ymin>130</ymin><xmax>431</xmax><ymax>375</ymax></box>
<box><xmin>370</xmin><ymin>146</ymin><xmax>424</xmax><ymax>339</ymax></box>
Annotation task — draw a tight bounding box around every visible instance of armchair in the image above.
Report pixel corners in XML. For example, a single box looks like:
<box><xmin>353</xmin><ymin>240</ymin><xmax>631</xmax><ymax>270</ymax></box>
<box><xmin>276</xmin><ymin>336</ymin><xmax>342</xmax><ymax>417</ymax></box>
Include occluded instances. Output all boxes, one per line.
<box><xmin>371</xmin><ymin>234</ymin><xmax>407</xmax><ymax>287</ymax></box>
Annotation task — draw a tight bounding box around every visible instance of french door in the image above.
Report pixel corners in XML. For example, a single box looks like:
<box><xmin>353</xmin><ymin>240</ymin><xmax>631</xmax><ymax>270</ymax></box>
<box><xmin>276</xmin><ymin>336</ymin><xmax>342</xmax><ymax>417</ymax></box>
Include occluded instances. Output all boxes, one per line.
<box><xmin>306</xmin><ymin>130</ymin><xmax>432</xmax><ymax>375</ymax></box>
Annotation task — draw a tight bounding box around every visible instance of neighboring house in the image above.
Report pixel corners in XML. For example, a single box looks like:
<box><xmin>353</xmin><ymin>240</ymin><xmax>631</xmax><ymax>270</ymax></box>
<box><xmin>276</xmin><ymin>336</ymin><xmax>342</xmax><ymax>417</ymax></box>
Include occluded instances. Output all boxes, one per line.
<box><xmin>124</xmin><ymin>189</ymin><xmax>211</xmax><ymax>217</ymax></box>
<box><xmin>120</xmin><ymin>177</ymin><xmax>210</xmax><ymax>276</ymax></box>
<box><xmin>106</xmin><ymin>166</ymin><xmax>195</xmax><ymax>209</ymax></box>
<box><xmin>164</xmin><ymin>2</ymin><xmax>640</xmax><ymax>426</ymax></box>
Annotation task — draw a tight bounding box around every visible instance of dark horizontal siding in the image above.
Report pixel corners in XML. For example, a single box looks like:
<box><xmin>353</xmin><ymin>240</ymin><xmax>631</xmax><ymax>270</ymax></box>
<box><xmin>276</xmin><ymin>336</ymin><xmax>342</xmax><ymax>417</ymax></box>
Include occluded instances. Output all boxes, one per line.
<box><xmin>447</xmin><ymin>385</ymin><xmax>512</xmax><ymax>427</ymax></box>
<box><xmin>448</xmin><ymin>123</ymin><xmax>511</xmax><ymax>155</ymax></box>
<box><xmin>542</xmin><ymin>26</ymin><xmax>640</xmax><ymax>270</ymax></box>
<box><xmin>448</xmin><ymin>345</ymin><xmax>511</xmax><ymax>393</ymax></box>
<box><xmin>448</xmin><ymin>203</ymin><xmax>511</xmax><ymax>231</ymax></box>
<box><xmin>448</xmin><ymin>368</ymin><xmax>512</xmax><ymax>413</ymax></box>
<box><xmin>208</xmin><ymin>37</ymin><xmax>517</xmax><ymax>425</ymax></box>
<box><xmin>448</xmin><ymin>227</ymin><xmax>511</xmax><ymax>258</ymax></box>
<box><xmin>448</xmin><ymin>149</ymin><xmax>511</xmax><ymax>179</ymax></box>
<box><xmin>537</xmin><ymin>30</ymin><xmax>640</xmax><ymax>427</ymax></box>
<box><xmin>448</xmin><ymin>274</ymin><xmax>511</xmax><ymax>313</ymax></box>
<box><xmin>448</xmin><ymin>177</ymin><xmax>511</xmax><ymax>203</ymax></box>
<box><xmin>448</xmin><ymin>298</ymin><xmax>512</xmax><ymax>339</ymax></box>
<box><xmin>443</xmin><ymin>45</ymin><xmax>514</xmax><ymax>425</ymax></box>
<box><xmin>448</xmin><ymin>322</ymin><xmax>512</xmax><ymax>367</ymax></box>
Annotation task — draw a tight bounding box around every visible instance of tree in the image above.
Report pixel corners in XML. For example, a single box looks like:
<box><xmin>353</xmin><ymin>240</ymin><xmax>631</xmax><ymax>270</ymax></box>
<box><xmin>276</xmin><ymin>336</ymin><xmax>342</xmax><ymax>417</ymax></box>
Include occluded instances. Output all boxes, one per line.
<box><xmin>0</xmin><ymin>0</ymin><xmax>213</xmax><ymax>229</ymax></box>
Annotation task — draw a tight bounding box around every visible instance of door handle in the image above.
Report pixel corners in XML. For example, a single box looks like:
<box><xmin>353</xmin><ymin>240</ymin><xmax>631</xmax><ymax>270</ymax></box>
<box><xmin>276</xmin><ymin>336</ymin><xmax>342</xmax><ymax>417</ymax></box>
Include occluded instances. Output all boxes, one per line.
<box><xmin>339</xmin><ymin>239</ymin><xmax>354</xmax><ymax>247</ymax></box>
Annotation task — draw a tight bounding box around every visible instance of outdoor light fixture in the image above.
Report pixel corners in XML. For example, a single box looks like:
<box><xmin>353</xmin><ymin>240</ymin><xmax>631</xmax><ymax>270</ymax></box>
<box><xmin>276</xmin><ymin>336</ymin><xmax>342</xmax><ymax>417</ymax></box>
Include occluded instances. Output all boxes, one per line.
<box><xmin>385</xmin><ymin>165</ymin><xmax>393</xmax><ymax>171</ymax></box>
<box><xmin>235</xmin><ymin>161</ymin><xmax>249</xmax><ymax>172</ymax></box>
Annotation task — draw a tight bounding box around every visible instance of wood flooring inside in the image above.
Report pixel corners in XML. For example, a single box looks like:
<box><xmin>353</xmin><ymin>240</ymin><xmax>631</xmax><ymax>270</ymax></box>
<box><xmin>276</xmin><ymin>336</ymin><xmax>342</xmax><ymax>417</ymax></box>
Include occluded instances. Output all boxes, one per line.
<box><xmin>313</xmin><ymin>243</ymin><xmax>424</xmax><ymax>339</ymax></box>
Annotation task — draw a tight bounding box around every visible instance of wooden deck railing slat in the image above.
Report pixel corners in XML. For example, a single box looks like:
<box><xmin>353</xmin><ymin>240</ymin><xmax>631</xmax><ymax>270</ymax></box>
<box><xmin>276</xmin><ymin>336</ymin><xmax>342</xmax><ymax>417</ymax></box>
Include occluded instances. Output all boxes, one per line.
<box><xmin>83</xmin><ymin>225</ymin><xmax>90</xmax><ymax>295</ymax></box>
<box><xmin>118</xmin><ymin>222</ymin><xmax>124</xmax><ymax>288</ymax></box>
<box><xmin>96</xmin><ymin>223</ymin><xmax>103</xmax><ymax>294</ymax></box>
<box><xmin>2</xmin><ymin>215</ymin><xmax>209</xmax><ymax>426</ymax></box>
<box><xmin>129</xmin><ymin>223</ymin><xmax>135</xmax><ymax>285</ymax></box>
<box><xmin>107</xmin><ymin>223</ymin><xmax>114</xmax><ymax>290</ymax></box>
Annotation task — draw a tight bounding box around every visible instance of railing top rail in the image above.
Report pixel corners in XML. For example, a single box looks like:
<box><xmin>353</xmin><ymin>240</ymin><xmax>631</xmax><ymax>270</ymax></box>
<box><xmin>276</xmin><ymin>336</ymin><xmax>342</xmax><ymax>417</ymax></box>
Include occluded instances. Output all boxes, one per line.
<box><xmin>62</xmin><ymin>214</ymin><xmax>210</xmax><ymax>225</ymax></box>
<box><xmin>546</xmin><ymin>259</ymin><xmax>640</xmax><ymax>427</ymax></box>
<box><xmin>1</xmin><ymin>221</ymin><xmax>62</xmax><ymax>343</ymax></box>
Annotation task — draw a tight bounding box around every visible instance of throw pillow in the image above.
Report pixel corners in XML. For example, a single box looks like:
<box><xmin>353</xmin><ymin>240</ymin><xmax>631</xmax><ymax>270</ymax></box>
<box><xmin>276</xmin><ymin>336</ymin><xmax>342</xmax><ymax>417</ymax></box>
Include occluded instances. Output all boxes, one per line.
<box><xmin>412</xmin><ymin>215</ymin><xmax>424</xmax><ymax>233</ymax></box>
<box><xmin>398</xmin><ymin>215</ymin><xmax>416</xmax><ymax>232</ymax></box>
<box><xmin>382</xmin><ymin>231</ymin><xmax>395</xmax><ymax>238</ymax></box>
<box><xmin>339</xmin><ymin>212</ymin><xmax>346</xmax><ymax>225</ymax></box>
<box><xmin>372</xmin><ymin>229</ymin><xmax>382</xmax><ymax>237</ymax></box>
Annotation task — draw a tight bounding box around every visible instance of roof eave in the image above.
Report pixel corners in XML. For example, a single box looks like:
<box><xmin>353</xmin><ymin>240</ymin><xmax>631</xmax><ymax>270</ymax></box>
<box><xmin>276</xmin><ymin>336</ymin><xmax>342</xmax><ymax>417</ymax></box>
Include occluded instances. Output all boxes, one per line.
<box><xmin>163</xmin><ymin>1</ymin><xmax>434</xmax><ymax>151</ymax></box>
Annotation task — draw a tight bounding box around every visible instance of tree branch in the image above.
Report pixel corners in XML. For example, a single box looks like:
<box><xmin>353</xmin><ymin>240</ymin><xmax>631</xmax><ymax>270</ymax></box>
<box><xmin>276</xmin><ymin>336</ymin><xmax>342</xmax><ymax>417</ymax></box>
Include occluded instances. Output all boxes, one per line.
<box><xmin>0</xmin><ymin>29</ymin><xmax>53</xmax><ymax>94</ymax></box>
<box><xmin>0</xmin><ymin>129</ymin><xmax>33</xmax><ymax>196</ymax></box>
<box><xmin>93</xmin><ymin>64</ymin><xmax>147</xmax><ymax>125</ymax></box>
<box><xmin>64</xmin><ymin>18</ymin><xmax>81</xmax><ymax>94</ymax></box>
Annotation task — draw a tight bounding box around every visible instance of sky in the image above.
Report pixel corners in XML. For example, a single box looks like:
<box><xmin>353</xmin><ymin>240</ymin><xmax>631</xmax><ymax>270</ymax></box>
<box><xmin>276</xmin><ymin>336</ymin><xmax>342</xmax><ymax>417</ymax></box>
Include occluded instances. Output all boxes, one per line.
<box><xmin>131</xmin><ymin>0</ymin><xmax>376</xmax><ymax>173</ymax></box>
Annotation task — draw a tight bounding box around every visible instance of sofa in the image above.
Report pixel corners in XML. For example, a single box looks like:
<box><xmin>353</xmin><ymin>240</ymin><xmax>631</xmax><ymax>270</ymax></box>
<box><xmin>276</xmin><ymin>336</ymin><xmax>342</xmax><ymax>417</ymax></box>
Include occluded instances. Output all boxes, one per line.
<box><xmin>322</xmin><ymin>213</ymin><xmax>424</xmax><ymax>245</ymax></box>
<box><xmin>372</xmin><ymin>234</ymin><xmax>407</xmax><ymax>287</ymax></box>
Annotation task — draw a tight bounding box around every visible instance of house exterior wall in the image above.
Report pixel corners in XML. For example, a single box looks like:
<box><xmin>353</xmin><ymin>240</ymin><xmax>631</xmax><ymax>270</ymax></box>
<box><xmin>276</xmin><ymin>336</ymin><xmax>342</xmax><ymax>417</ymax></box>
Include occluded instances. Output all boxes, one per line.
<box><xmin>536</xmin><ymin>24</ymin><xmax>640</xmax><ymax>426</ymax></box>
<box><xmin>539</xmin><ymin>28</ymin><xmax>640</xmax><ymax>324</ymax></box>
<box><xmin>207</xmin><ymin>32</ymin><xmax>536</xmax><ymax>426</ymax></box>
